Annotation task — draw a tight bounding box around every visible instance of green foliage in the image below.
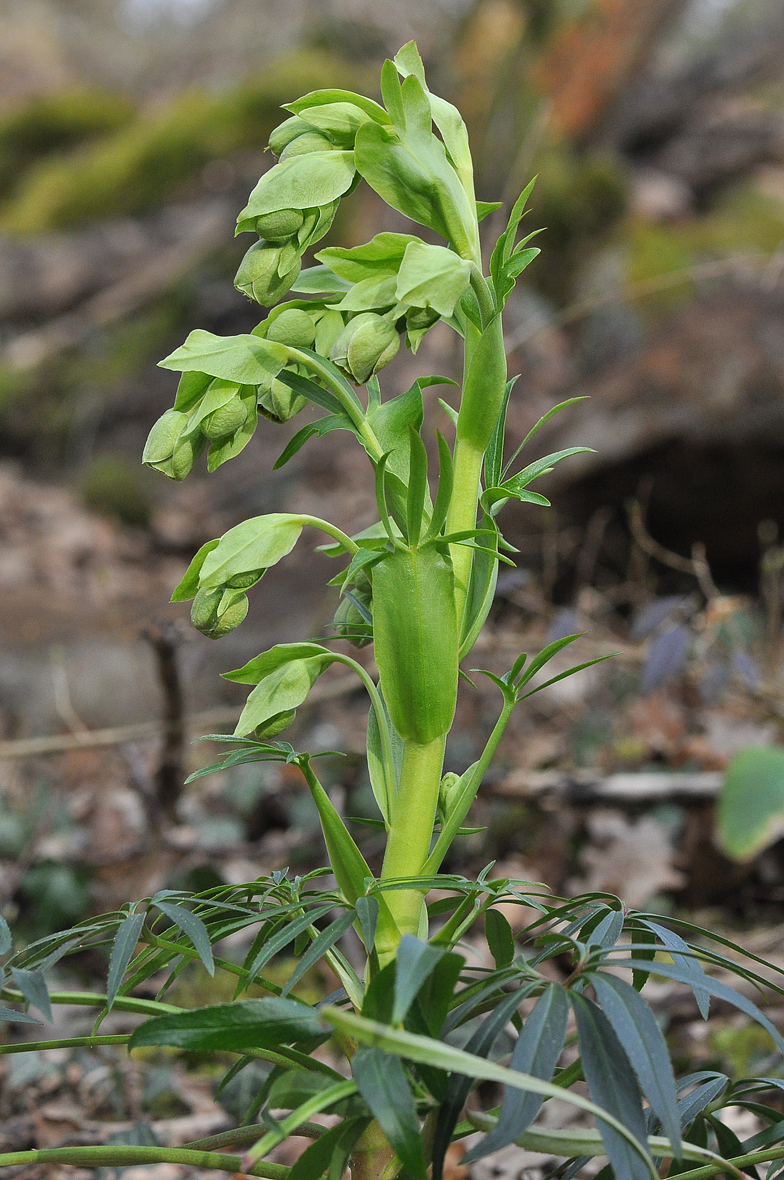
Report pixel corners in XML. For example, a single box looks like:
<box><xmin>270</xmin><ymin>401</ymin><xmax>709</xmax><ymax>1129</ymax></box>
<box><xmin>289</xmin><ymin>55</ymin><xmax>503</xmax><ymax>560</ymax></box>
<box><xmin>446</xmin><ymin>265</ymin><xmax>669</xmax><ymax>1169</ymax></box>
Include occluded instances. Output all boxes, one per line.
<box><xmin>8</xmin><ymin>43</ymin><xmax>784</xmax><ymax>1180</ymax></box>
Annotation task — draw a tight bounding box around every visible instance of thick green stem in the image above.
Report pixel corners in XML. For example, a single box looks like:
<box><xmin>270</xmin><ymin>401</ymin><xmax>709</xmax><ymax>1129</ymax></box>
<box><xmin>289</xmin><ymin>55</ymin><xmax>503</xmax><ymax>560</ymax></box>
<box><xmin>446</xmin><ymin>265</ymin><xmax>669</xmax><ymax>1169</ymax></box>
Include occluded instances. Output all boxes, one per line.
<box><xmin>377</xmin><ymin>736</ymin><xmax>446</xmax><ymax>958</ymax></box>
<box><xmin>350</xmin><ymin>1120</ymin><xmax>396</xmax><ymax>1180</ymax></box>
<box><xmin>446</xmin><ymin>434</ymin><xmax>484</xmax><ymax>623</ymax></box>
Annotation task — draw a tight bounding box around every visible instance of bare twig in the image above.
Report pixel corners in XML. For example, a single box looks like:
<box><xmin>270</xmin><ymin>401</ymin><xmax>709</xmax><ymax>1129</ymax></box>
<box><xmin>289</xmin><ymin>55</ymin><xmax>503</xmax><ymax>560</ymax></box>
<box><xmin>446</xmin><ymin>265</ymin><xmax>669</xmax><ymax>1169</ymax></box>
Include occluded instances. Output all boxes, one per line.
<box><xmin>142</xmin><ymin>620</ymin><xmax>188</xmax><ymax>821</ymax></box>
<box><xmin>627</xmin><ymin>499</ymin><xmax>719</xmax><ymax>599</ymax></box>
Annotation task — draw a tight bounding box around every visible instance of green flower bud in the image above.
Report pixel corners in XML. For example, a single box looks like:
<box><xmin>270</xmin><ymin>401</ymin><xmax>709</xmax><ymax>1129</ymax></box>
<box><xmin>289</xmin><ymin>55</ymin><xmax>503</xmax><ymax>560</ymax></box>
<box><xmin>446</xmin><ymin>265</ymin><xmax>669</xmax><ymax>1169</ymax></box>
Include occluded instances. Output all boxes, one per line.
<box><xmin>333</xmin><ymin>583</ymin><xmax>372</xmax><ymax>647</ymax></box>
<box><xmin>266</xmin><ymin>308</ymin><xmax>316</xmax><ymax>350</ymax></box>
<box><xmin>170</xmin><ymin>427</ymin><xmax>206</xmax><ymax>481</ymax></box>
<box><xmin>201</xmin><ymin>395</ymin><xmax>249</xmax><ymax>440</ymax></box>
<box><xmin>406</xmin><ymin>306</ymin><xmax>440</xmax><ymax>331</ymax></box>
<box><xmin>226</xmin><ymin>568</ymin><xmax>265</xmax><ymax>589</ymax></box>
<box><xmin>330</xmin><ymin>313</ymin><xmax>399</xmax><ymax>384</ymax></box>
<box><xmin>191</xmin><ymin>587</ymin><xmax>249</xmax><ymax>639</ymax></box>
<box><xmin>258</xmin><ymin>377</ymin><xmax>308</xmax><ymax>423</ymax></box>
<box><xmin>253</xmin><ymin>709</ymin><xmax>296</xmax><ymax>739</ymax></box>
<box><xmin>438</xmin><ymin>772</ymin><xmax>461</xmax><ymax>820</ymax></box>
<box><xmin>143</xmin><ymin>406</ymin><xmax>207</xmax><ymax>480</ymax></box>
<box><xmin>190</xmin><ymin>586</ymin><xmax>222</xmax><ymax>633</ymax></box>
<box><xmin>235</xmin><ymin>240</ymin><xmax>301</xmax><ymax>306</ymax></box>
<box><xmin>268</xmin><ymin>115</ymin><xmax>312</xmax><ymax>157</ymax></box>
<box><xmin>279</xmin><ymin>131</ymin><xmax>335</xmax><ymax>160</ymax></box>
<box><xmin>253</xmin><ymin>209</ymin><xmax>305</xmax><ymax>241</ymax></box>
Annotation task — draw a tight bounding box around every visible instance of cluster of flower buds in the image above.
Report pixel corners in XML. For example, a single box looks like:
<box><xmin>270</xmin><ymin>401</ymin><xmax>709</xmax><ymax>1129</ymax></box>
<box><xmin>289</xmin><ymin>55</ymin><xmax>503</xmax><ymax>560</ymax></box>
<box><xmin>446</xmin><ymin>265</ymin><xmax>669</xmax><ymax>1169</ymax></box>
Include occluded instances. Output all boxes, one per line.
<box><xmin>143</xmin><ymin>371</ymin><xmax>258</xmax><ymax>480</ymax></box>
<box><xmin>233</xmin><ymin>100</ymin><xmax>368</xmax><ymax>307</ymax></box>
<box><xmin>190</xmin><ymin>563</ymin><xmax>266</xmax><ymax>640</ymax></box>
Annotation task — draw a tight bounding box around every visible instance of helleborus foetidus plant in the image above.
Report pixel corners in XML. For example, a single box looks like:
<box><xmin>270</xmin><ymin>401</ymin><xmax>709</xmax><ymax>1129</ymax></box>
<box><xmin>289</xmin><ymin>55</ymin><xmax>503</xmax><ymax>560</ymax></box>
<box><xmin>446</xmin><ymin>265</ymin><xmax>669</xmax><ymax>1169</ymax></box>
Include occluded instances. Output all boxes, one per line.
<box><xmin>4</xmin><ymin>43</ymin><xmax>784</xmax><ymax>1180</ymax></box>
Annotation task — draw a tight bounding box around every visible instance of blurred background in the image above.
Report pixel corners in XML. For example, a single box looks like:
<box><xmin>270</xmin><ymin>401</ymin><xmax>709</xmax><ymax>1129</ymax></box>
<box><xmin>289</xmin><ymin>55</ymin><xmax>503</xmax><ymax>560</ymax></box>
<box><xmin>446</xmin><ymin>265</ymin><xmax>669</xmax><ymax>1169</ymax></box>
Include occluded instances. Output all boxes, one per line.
<box><xmin>3</xmin><ymin>1</ymin><xmax>784</xmax><ymax>1168</ymax></box>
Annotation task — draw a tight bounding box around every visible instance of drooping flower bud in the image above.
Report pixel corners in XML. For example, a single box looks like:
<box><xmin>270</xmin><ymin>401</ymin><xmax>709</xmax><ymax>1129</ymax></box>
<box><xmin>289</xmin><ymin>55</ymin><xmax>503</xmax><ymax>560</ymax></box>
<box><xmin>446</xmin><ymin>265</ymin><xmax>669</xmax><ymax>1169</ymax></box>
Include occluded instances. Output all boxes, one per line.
<box><xmin>253</xmin><ymin>209</ymin><xmax>305</xmax><ymax>241</ymax></box>
<box><xmin>253</xmin><ymin>708</ymin><xmax>296</xmax><ymax>739</ymax></box>
<box><xmin>200</xmin><ymin>394</ymin><xmax>249</xmax><ymax>440</ymax></box>
<box><xmin>191</xmin><ymin>587</ymin><xmax>249</xmax><ymax>639</ymax></box>
<box><xmin>266</xmin><ymin>308</ymin><xmax>316</xmax><ymax>350</ymax></box>
<box><xmin>258</xmin><ymin>377</ymin><xmax>308</xmax><ymax>423</ymax></box>
<box><xmin>330</xmin><ymin>312</ymin><xmax>399</xmax><ymax>384</ymax></box>
<box><xmin>268</xmin><ymin>115</ymin><xmax>312</xmax><ymax>157</ymax></box>
<box><xmin>235</xmin><ymin>240</ymin><xmax>301</xmax><ymax>306</ymax></box>
<box><xmin>142</xmin><ymin>408</ymin><xmax>205</xmax><ymax>480</ymax></box>
<box><xmin>279</xmin><ymin>131</ymin><xmax>335</xmax><ymax>160</ymax></box>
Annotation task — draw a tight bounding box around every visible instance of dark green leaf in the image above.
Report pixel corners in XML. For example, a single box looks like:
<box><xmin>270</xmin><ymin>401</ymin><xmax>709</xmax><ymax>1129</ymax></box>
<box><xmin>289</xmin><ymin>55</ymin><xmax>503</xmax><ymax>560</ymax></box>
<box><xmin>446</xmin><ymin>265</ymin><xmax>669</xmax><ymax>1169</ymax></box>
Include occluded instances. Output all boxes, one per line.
<box><xmin>282</xmin><ymin>910</ymin><xmax>356</xmax><ymax>997</ymax></box>
<box><xmin>641</xmin><ymin>922</ymin><xmax>710</xmax><ymax>1019</ymax></box>
<box><xmin>405</xmin><ymin>426</ymin><xmax>429</xmax><ymax>546</ymax></box>
<box><xmin>352</xmin><ymin>1047</ymin><xmax>427</xmax><ymax>1180</ymax></box>
<box><xmin>464</xmin><ymin>982</ymin><xmax>569</xmax><ymax>1163</ymax></box>
<box><xmin>10</xmin><ymin>967</ymin><xmax>51</xmax><ymax>1022</ymax></box>
<box><xmin>0</xmin><ymin>914</ymin><xmax>11</xmax><ymax>956</ymax></box>
<box><xmin>290</xmin><ymin>1117</ymin><xmax>369</xmax><ymax>1180</ymax></box>
<box><xmin>129</xmin><ymin>997</ymin><xmax>323</xmax><ymax>1052</ymax></box>
<box><xmin>154</xmin><ymin>901</ymin><xmax>214</xmax><ymax>977</ymax></box>
<box><xmin>355</xmin><ymin>897</ymin><xmax>379</xmax><ymax>954</ymax></box>
<box><xmin>571</xmin><ymin>992</ymin><xmax>650</xmax><ymax>1180</ymax></box>
<box><xmin>246</xmin><ymin>903</ymin><xmax>335</xmax><ymax>984</ymax></box>
<box><xmin>591</xmin><ymin>973</ymin><xmax>681</xmax><ymax>1156</ymax></box>
<box><xmin>432</xmin><ymin>987</ymin><xmax>524</xmax><ymax>1180</ymax></box>
<box><xmin>485</xmin><ymin>908</ymin><xmax>515</xmax><ymax>968</ymax></box>
<box><xmin>107</xmin><ymin>911</ymin><xmax>146</xmax><ymax>1010</ymax></box>
<box><xmin>0</xmin><ymin>1006</ymin><xmax>41</xmax><ymax>1025</ymax></box>
<box><xmin>393</xmin><ymin>936</ymin><xmax>445</xmax><ymax>1025</ymax></box>
<box><xmin>677</xmin><ymin>1073</ymin><xmax>729</xmax><ymax>1128</ymax></box>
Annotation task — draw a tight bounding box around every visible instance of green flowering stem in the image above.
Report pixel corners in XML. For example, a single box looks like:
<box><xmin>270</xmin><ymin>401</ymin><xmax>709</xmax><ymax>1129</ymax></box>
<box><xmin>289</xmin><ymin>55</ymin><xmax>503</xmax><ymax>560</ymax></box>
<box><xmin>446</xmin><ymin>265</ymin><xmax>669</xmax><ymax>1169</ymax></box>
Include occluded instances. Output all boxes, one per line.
<box><xmin>297</xmin><ymin>515</ymin><xmax>360</xmax><ymax>556</ymax></box>
<box><xmin>446</xmin><ymin>433</ymin><xmax>485</xmax><ymax>621</ymax></box>
<box><xmin>377</xmin><ymin>735</ymin><xmax>446</xmax><ymax>960</ymax></box>
<box><xmin>286</xmin><ymin>348</ymin><xmax>385</xmax><ymax>462</ymax></box>
<box><xmin>423</xmin><ymin>696</ymin><xmax>515</xmax><ymax>876</ymax></box>
<box><xmin>0</xmin><ymin>1147</ymin><xmax>290</xmax><ymax>1178</ymax></box>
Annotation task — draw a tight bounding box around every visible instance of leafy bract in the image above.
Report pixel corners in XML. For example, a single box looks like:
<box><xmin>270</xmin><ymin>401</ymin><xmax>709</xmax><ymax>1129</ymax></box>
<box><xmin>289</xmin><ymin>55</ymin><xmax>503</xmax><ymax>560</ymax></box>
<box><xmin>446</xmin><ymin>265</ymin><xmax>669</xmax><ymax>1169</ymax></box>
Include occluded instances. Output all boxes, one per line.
<box><xmin>199</xmin><ymin>514</ymin><xmax>306</xmax><ymax>589</ymax></box>
<box><xmin>395</xmin><ymin>241</ymin><xmax>471</xmax><ymax>316</ymax></box>
<box><xmin>236</xmin><ymin>151</ymin><xmax>356</xmax><ymax>232</ymax></box>
<box><xmin>159</xmin><ymin>330</ymin><xmax>287</xmax><ymax>386</ymax></box>
<box><xmin>317</xmin><ymin>232</ymin><xmax>419</xmax><ymax>282</ymax></box>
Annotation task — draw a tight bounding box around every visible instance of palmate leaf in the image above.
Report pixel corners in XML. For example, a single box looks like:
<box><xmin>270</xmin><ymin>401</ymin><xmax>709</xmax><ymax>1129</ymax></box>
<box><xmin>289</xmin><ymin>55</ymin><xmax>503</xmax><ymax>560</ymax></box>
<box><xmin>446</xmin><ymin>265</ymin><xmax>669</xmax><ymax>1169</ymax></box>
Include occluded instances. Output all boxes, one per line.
<box><xmin>571</xmin><ymin>993</ymin><xmax>651</xmax><ymax>1180</ymax></box>
<box><xmin>323</xmin><ymin>1007</ymin><xmax>659</xmax><ymax>1179</ymax></box>
<box><xmin>431</xmin><ymin>988</ymin><xmax>529</xmax><ymax>1180</ymax></box>
<box><xmin>464</xmin><ymin>983</ymin><xmax>569</xmax><ymax>1164</ymax></box>
<box><xmin>281</xmin><ymin>910</ymin><xmax>356</xmax><ymax>998</ymax></box>
<box><xmin>10</xmin><ymin>967</ymin><xmax>52</xmax><ymax>1021</ymax></box>
<box><xmin>591</xmin><ymin>973</ymin><xmax>682</xmax><ymax>1156</ymax></box>
<box><xmin>392</xmin><ymin>936</ymin><xmax>445</xmax><ymax>1025</ymax></box>
<box><xmin>352</xmin><ymin>1047</ymin><xmax>428</xmax><ymax>1180</ymax></box>
<box><xmin>152</xmin><ymin>897</ymin><xmax>215</xmax><ymax>977</ymax></box>
<box><xmin>289</xmin><ymin>1117</ymin><xmax>370</xmax><ymax>1180</ymax></box>
<box><xmin>106</xmin><ymin>911</ymin><xmax>146</xmax><ymax>1010</ymax></box>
